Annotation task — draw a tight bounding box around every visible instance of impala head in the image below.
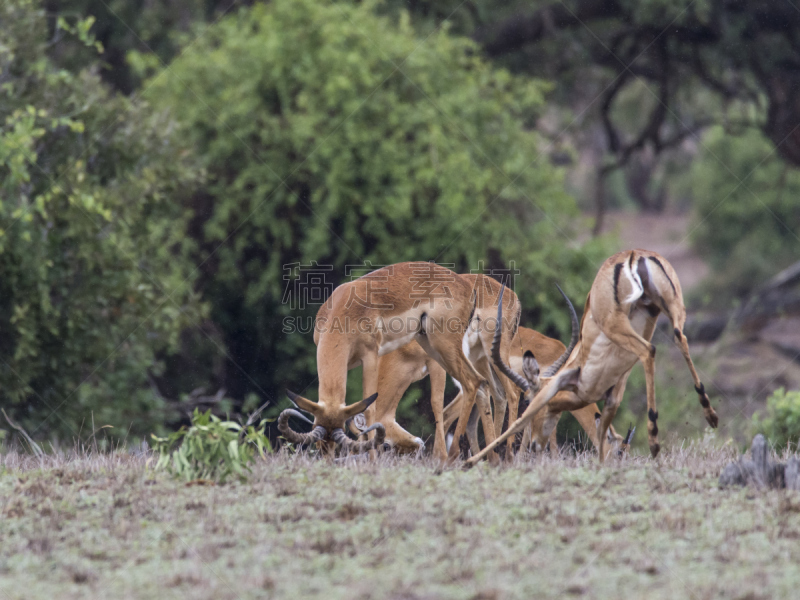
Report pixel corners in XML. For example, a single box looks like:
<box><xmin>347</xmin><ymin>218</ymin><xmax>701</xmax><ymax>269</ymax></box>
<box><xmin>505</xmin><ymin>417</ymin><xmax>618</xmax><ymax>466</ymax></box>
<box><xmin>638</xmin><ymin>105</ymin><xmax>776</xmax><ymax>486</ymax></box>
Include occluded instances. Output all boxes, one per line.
<box><xmin>277</xmin><ymin>390</ymin><xmax>384</xmax><ymax>454</ymax></box>
<box><xmin>593</xmin><ymin>411</ymin><xmax>635</xmax><ymax>457</ymax></box>
<box><xmin>491</xmin><ymin>283</ymin><xmax>581</xmax><ymax>401</ymax></box>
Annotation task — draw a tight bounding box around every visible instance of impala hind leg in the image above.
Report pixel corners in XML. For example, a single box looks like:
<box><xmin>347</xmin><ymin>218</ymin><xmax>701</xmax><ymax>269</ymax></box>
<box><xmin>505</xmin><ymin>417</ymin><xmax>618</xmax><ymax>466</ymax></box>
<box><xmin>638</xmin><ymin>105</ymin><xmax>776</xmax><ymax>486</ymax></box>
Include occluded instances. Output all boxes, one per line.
<box><xmin>447</xmin><ymin>380</ymin><xmax>494</xmax><ymax>463</ymax></box>
<box><xmin>442</xmin><ymin>387</ymin><xmax>462</xmax><ymax>434</ymax></box>
<box><xmin>602</xmin><ymin>312</ymin><xmax>660</xmax><ymax>457</ymax></box>
<box><xmin>417</xmin><ymin>330</ymin><xmax>496</xmax><ymax>464</ymax></box>
<box><xmin>673</xmin><ymin>328</ymin><xmax>719</xmax><ymax>429</ymax></box>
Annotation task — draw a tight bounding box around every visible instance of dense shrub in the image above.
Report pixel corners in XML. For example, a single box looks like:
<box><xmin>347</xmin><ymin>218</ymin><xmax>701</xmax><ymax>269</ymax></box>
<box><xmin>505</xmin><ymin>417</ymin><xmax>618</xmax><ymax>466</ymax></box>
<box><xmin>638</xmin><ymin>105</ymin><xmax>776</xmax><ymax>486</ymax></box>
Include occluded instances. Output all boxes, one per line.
<box><xmin>0</xmin><ymin>1</ymin><xmax>205</xmax><ymax>440</ymax></box>
<box><xmin>690</xmin><ymin>126</ymin><xmax>800</xmax><ymax>299</ymax></box>
<box><xmin>752</xmin><ymin>388</ymin><xmax>800</xmax><ymax>451</ymax></box>
<box><xmin>146</xmin><ymin>0</ymin><xmax>609</xmax><ymax>407</ymax></box>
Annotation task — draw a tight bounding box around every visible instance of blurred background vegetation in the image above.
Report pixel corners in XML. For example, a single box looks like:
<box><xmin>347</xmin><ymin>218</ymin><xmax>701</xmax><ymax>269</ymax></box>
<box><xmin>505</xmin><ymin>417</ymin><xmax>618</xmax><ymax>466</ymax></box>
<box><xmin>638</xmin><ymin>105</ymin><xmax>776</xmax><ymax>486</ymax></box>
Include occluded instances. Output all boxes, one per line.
<box><xmin>1</xmin><ymin>0</ymin><xmax>799</xmax><ymax>451</ymax></box>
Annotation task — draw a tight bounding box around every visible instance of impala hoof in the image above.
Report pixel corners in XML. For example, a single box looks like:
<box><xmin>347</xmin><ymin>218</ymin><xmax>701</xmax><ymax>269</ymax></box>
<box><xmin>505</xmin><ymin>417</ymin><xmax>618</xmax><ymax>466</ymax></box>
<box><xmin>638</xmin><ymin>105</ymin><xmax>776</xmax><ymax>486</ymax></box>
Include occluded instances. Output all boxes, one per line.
<box><xmin>650</xmin><ymin>443</ymin><xmax>661</xmax><ymax>458</ymax></box>
<box><xmin>707</xmin><ymin>412</ymin><xmax>719</xmax><ymax>428</ymax></box>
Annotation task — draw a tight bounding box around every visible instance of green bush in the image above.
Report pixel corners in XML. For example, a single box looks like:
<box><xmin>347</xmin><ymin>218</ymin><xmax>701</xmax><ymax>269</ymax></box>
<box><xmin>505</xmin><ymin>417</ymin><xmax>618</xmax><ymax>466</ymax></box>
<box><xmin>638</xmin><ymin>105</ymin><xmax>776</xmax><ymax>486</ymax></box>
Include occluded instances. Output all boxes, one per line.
<box><xmin>689</xmin><ymin>126</ymin><xmax>800</xmax><ymax>299</ymax></box>
<box><xmin>0</xmin><ymin>1</ymin><xmax>205</xmax><ymax>440</ymax></box>
<box><xmin>752</xmin><ymin>388</ymin><xmax>800</xmax><ymax>451</ymax></box>
<box><xmin>151</xmin><ymin>408</ymin><xmax>271</xmax><ymax>483</ymax></box>
<box><xmin>146</xmin><ymin>0</ymin><xmax>609</xmax><ymax>407</ymax></box>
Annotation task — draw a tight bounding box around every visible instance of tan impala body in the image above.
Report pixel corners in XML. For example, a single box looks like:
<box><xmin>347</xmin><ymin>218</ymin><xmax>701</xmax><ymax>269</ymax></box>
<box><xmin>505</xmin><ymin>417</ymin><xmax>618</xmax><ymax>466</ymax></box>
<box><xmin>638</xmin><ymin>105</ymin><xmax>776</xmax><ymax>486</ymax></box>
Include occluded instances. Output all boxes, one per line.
<box><xmin>307</xmin><ymin>270</ymin><xmax>520</xmax><ymax>462</ymax></box>
<box><xmin>467</xmin><ymin>250</ymin><xmax>719</xmax><ymax>466</ymax></box>
<box><xmin>340</xmin><ymin>326</ymin><xmax>622</xmax><ymax>461</ymax></box>
<box><xmin>444</xmin><ymin>274</ymin><xmax>523</xmax><ymax>460</ymax></box>
<box><xmin>443</xmin><ymin>326</ymin><xmax>625</xmax><ymax>458</ymax></box>
<box><xmin>341</xmin><ymin>275</ymin><xmax>624</xmax><ymax>461</ymax></box>
<box><xmin>281</xmin><ymin>262</ymin><xmax>500</xmax><ymax>458</ymax></box>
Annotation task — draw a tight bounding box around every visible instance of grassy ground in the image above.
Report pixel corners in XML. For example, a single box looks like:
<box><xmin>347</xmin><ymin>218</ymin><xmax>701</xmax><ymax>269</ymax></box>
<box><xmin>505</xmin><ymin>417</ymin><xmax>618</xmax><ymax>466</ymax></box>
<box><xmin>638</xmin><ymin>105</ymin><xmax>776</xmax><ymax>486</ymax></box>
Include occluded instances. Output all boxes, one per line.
<box><xmin>2</xmin><ymin>443</ymin><xmax>800</xmax><ymax>600</ymax></box>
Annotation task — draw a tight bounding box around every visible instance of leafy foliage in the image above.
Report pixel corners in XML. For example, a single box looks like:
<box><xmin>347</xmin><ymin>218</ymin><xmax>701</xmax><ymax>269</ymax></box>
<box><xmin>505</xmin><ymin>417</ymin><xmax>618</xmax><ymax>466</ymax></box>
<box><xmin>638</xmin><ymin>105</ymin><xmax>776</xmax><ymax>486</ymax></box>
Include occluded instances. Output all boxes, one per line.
<box><xmin>689</xmin><ymin>126</ymin><xmax>800</xmax><ymax>298</ymax></box>
<box><xmin>752</xmin><ymin>388</ymin><xmax>800</xmax><ymax>451</ymax></box>
<box><xmin>0</xmin><ymin>0</ymin><xmax>205</xmax><ymax>439</ymax></box>
<box><xmin>150</xmin><ymin>408</ymin><xmax>271</xmax><ymax>482</ymax></box>
<box><xmin>45</xmin><ymin>0</ymin><xmax>234</xmax><ymax>93</ymax></box>
<box><xmin>146</xmin><ymin>0</ymin><xmax>608</xmax><ymax>406</ymax></box>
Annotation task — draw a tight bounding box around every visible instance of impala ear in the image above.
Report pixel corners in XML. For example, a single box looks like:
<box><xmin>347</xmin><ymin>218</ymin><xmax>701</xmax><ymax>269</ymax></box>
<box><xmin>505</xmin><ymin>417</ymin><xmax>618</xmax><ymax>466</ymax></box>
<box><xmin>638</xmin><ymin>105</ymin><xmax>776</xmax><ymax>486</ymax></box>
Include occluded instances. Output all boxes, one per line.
<box><xmin>522</xmin><ymin>351</ymin><xmax>539</xmax><ymax>385</ymax></box>
<box><xmin>286</xmin><ymin>389</ymin><xmax>320</xmax><ymax>414</ymax></box>
<box><xmin>342</xmin><ymin>393</ymin><xmax>379</xmax><ymax>419</ymax></box>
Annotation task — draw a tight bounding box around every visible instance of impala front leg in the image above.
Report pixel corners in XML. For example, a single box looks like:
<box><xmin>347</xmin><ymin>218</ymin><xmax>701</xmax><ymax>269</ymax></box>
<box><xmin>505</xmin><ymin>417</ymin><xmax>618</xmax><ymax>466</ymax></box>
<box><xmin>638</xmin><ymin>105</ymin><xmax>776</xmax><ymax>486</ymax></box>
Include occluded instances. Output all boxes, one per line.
<box><xmin>361</xmin><ymin>352</ymin><xmax>381</xmax><ymax>459</ymax></box>
<box><xmin>466</xmin><ymin>367</ymin><xmax>581</xmax><ymax>466</ymax></box>
<box><xmin>601</xmin><ymin>311</ymin><xmax>660</xmax><ymax>457</ymax></box>
<box><xmin>596</xmin><ymin>387</ymin><xmax>620</xmax><ymax>464</ymax></box>
<box><xmin>428</xmin><ymin>360</ymin><xmax>448</xmax><ymax>462</ymax></box>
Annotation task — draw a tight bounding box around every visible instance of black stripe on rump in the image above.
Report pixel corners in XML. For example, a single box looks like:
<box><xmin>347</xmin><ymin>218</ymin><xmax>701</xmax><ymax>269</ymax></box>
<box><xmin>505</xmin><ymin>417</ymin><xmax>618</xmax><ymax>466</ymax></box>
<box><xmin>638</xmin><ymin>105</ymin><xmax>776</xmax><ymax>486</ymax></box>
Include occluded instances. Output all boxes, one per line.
<box><xmin>613</xmin><ymin>263</ymin><xmax>623</xmax><ymax>304</ymax></box>
<box><xmin>648</xmin><ymin>256</ymin><xmax>677</xmax><ymax>295</ymax></box>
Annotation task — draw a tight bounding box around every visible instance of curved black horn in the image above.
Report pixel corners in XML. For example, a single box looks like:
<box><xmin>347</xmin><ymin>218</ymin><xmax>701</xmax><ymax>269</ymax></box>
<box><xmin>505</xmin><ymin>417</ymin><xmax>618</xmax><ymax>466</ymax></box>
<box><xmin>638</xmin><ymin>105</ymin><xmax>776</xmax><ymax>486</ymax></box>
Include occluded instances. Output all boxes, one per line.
<box><xmin>283</xmin><ymin>408</ymin><xmax>314</xmax><ymax>426</ymax></box>
<box><xmin>331</xmin><ymin>423</ymin><xmax>386</xmax><ymax>454</ymax></box>
<box><xmin>356</xmin><ymin>422</ymin><xmax>384</xmax><ymax>439</ymax></box>
<box><xmin>623</xmin><ymin>424</ymin><xmax>636</xmax><ymax>445</ymax></box>
<box><xmin>277</xmin><ymin>409</ymin><xmax>326</xmax><ymax>447</ymax></box>
<box><xmin>491</xmin><ymin>284</ymin><xmax>531</xmax><ymax>392</ymax></box>
<box><xmin>542</xmin><ymin>284</ymin><xmax>579</xmax><ymax>377</ymax></box>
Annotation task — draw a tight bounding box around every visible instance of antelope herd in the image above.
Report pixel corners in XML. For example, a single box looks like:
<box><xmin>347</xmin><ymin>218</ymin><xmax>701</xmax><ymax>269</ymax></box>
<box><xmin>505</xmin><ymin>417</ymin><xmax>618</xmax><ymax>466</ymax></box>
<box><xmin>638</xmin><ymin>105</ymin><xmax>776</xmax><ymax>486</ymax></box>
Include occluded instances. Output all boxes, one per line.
<box><xmin>278</xmin><ymin>250</ymin><xmax>718</xmax><ymax>464</ymax></box>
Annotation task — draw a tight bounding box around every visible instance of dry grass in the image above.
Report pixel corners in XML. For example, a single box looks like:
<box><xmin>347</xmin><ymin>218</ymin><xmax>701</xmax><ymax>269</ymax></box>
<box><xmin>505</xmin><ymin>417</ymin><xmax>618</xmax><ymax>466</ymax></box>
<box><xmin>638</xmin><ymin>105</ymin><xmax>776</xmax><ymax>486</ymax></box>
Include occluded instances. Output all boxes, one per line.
<box><xmin>2</xmin><ymin>441</ymin><xmax>800</xmax><ymax>600</ymax></box>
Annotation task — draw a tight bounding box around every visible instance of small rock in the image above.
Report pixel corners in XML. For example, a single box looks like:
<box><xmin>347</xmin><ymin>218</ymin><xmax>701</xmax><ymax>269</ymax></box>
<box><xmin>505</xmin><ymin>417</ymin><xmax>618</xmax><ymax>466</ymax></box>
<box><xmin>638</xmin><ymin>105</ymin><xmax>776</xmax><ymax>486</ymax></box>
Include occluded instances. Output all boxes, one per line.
<box><xmin>786</xmin><ymin>457</ymin><xmax>800</xmax><ymax>491</ymax></box>
<box><xmin>719</xmin><ymin>434</ymin><xmax>797</xmax><ymax>490</ymax></box>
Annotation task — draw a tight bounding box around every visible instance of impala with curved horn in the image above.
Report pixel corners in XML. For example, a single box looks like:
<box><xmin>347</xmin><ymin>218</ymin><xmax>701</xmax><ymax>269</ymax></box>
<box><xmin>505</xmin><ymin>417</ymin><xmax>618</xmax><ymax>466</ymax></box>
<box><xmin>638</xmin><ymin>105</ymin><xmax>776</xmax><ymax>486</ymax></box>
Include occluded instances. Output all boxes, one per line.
<box><xmin>467</xmin><ymin>249</ymin><xmax>719</xmax><ymax>466</ymax></box>
<box><xmin>442</xmin><ymin>322</ymin><xmax>630</xmax><ymax>459</ymax></box>
<box><xmin>277</xmin><ymin>390</ymin><xmax>385</xmax><ymax>454</ymax></box>
<box><xmin>315</xmin><ymin>273</ymin><xmax>629</xmax><ymax>460</ymax></box>
<box><xmin>447</xmin><ymin>278</ymin><xmax>580</xmax><ymax>459</ymax></box>
<box><xmin>279</xmin><ymin>262</ymin><xmax>495</xmax><ymax>459</ymax></box>
<box><xmin>336</xmin><ymin>290</ymin><xmax>629</xmax><ymax>461</ymax></box>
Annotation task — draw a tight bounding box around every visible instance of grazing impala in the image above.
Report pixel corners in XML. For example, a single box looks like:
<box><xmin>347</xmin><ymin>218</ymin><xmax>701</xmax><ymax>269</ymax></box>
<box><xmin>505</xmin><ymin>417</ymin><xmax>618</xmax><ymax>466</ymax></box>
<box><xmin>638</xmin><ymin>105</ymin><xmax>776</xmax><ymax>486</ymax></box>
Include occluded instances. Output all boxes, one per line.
<box><xmin>278</xmin><ymin>262</ymin><xmax>499</xmax><ymax>459</ymax></box>
<box><xmin>467</xmin><ymin>250</ymin><xmax>719</xmax><ymax>466</ymax></box>
<box><xmin>326</xmin><ymin>272</ymin><xmax>629</xmax><ymax>460</ymax></box>
<box><xmin>304</xmin><ymin>271</ymin><xmax>522</xmax><ymax>462</ymax></box>
<box><xmin>442</xmin><ymin>286</ymin><xmax>629</xmax><ymax>459</ymax></box>
<box><xmin>345</xmin><ymin>323</ymin><xmax>630</xmax><ymax>461</ymax></box>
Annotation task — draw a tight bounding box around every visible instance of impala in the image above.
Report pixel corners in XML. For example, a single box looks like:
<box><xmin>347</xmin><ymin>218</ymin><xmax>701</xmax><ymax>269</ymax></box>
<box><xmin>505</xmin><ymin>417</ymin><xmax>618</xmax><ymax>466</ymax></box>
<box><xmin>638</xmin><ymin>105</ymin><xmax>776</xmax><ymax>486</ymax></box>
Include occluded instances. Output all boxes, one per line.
<box><xmin>303</xmin><ymin>271</ymin><xmax>522</xmax><ymax>462</ymax></box>
<box><xmin>466</xmin><ymin>249</ymin><xmax>719</xmax><ymax>466</ymax></box>
<box><xmin>324</xmin><ymin>272</ymin><xmax>630</xmax><ymax>460</ymax></box>
<box><xmin>278</xmin><ymin>262</ymin><xmax>499</xmax><ymax>459</ymax></box>
<box><xmin>441</xmin><ymin>324</ymin><xmax>632</xmax><ymax>459</ymax></box>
